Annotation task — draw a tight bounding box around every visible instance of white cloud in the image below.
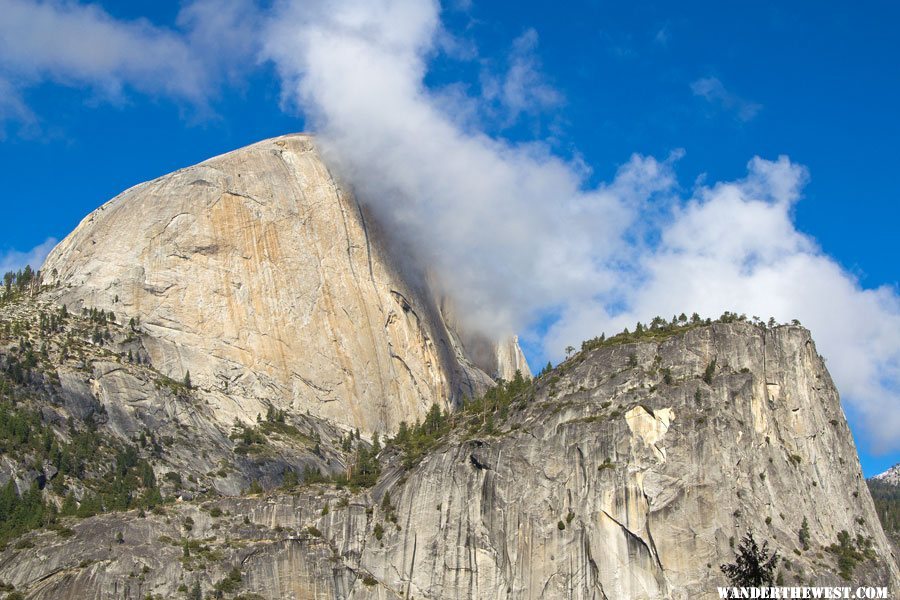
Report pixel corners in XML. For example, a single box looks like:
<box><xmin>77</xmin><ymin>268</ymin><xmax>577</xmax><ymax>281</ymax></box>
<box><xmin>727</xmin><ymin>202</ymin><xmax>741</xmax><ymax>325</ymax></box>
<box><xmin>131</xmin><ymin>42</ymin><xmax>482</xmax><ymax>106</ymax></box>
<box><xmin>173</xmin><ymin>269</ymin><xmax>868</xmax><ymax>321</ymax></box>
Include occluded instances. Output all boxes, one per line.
<box><xmin>0</xmin><ymin>238</ymin><xmax>58</xmax><ymax>274</ymax></box>
<box><xmin>175</xmin><ymin>0</ymin><xmax>262</xmax><ymax>84</ymax></box>
<box><xmin>0</xmin><ymin>0</ymin><xmax>262</xmax><ymax>123</ymax></box>
<box><xmin>0</xmin><ymin>76</ymin><xmax>35</xmax><ymax>136</ymax></box>
<box><xmin>0</xmin><ymin>0</ymin><xmax>207</xmax><ymax>101</ymax></box>
<box><xmin>262</xmin><ymin>0</ymin><xmax>900</xmax><ymax>453</ymax></box>
<box><xmin>691</xmin><ymin>76</ymin><xmax>762</xmax><ymax>122</ymax></box>
<box><xmin>480</xmin><ymin>28</ymin><xmax>563</xmax><ymax>125</ymax></box>
<box><xmin>654</xmin><ymin>25</ymin><xmax>671</xmax><ymax>46</ymax></box>
<box><xmin>546</xmin><ymin>156</ymin><xmax>900</xmax><ymax>453</ymax></box>
<box><xmin>0</xmin><ymin>0</ymin><xmax>896</xmax><ymax>452</ymax></box>
<box><xmin>262</xmin><ymin>0</ymin><xmax>674</xmax><ymax>338</ymax></box>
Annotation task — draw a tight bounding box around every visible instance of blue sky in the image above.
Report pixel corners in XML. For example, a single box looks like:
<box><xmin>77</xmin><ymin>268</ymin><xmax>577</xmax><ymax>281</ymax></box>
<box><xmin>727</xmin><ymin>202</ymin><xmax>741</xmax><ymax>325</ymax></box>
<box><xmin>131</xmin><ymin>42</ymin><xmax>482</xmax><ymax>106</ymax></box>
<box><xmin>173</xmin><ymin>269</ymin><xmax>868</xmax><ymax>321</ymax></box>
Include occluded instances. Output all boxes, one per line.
<box><xmin>0</xmin><ymin>0</ymin><xmax>897</xmax><ymax>476</ymax></box>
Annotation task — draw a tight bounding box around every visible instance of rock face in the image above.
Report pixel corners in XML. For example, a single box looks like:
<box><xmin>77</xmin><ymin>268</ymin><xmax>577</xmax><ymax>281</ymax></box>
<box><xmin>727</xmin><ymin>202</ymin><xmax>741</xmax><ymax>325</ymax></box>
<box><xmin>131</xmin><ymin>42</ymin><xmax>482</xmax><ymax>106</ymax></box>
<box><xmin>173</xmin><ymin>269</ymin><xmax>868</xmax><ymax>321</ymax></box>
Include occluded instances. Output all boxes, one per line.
<box><xmin>3</xmin><ymin>136</ymin><xmax>894</xmax><ymax>598</ymax></box>
<box><xmin>0</xmin><ymin>295</ymin><xmax>350</xmax><ymax>498</ymax></box>
<box><xmin>41</xmin><ymin>134</ymin><xmax>528</xmax><ymax>436</ymax></box>
<box><xmin>353</xmin><ymin>323</ymin><xmax>899</xmax><ymax>598</ymax></box>
<box><xmin>494</xmin><ymin>335</ymin><xmax>531</xmax><ymax>381</ymax></box>
<box><xmin>3</xmin><ymin>322</ymin><xmax>897</xmax><ymax>599</ymax></box>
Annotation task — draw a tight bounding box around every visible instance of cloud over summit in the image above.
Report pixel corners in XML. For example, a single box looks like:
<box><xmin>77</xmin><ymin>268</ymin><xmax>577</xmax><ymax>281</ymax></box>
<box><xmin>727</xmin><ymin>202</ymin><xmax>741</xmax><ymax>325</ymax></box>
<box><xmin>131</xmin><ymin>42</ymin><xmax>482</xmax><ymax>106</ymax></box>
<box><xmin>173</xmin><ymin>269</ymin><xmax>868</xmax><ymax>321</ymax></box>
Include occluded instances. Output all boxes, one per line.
<box><xmin>261</xmin><ymin>0</ymin><xmax>900</xmax><ymax>452</ymax></box>
<box><xmin>1</xmin><ymin>0</ymin><xmax>898</xmax><ymax>453</ymax></box>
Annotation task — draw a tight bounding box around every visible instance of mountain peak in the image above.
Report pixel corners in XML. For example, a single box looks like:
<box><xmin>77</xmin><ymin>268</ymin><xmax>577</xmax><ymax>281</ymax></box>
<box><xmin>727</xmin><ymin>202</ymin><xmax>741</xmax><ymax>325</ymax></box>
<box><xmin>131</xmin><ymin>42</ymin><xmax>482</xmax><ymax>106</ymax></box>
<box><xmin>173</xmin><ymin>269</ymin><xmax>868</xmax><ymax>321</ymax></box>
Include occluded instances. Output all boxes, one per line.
<box><xmin>2</xmin><ymin>135</ymin><xmax>893</xmax><ymax>598</ymax></box>
<box><xmin>874</xmin><ymin>463</ymin><xmax>900</xmax><ymax>486</ymax></box>
<box><xmin>41</xmin><ymin>135</ymin><xmax>527</xmax><ymax>436</ymax></box>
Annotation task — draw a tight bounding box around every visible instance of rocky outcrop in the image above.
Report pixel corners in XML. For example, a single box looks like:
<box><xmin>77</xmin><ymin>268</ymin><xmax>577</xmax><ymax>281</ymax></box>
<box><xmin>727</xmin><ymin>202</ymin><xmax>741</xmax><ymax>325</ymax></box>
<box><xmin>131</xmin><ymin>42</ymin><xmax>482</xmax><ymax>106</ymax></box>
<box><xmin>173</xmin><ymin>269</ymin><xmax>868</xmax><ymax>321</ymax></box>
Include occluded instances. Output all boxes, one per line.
<box><xmin>435</xmin><ymin>294</ymin><xmax>532</xmax><ymax>382</ymax></box>
<box><xmin>875</xmin><ymin>464</ymin><xmax>900</xmax><ymax>486</ymax></box>
<box><xmin>494</xmin><ymin>335</ymin><xmax>531</xmax><ymax>381</ymax></box>
<box><xmin>351</xmin><ymin>322</ymin><xmax>899</xmax><ymax>598</ymax></box>
<box><xmin>0</xmin><ymin>295</ymin><xmax>349</xmax><ymax>498</ymax></box>
<box><xmin>4</xmin><ymin>322</ymin><xmax>896</xmax><ymax>598</ymax></box>
<box><xmin>869</xmin><ymin>464</ymin><xmax>900</xmax><ymax>560</ymax></box>
<box><xmin>5</xmin><ymin>134</ymin><xmax>892</xmax><ymax>598</ymax></box>
<box><xmin>41</xmin><ymin>134</ymin><xmax>528</xmax><ymax>436</ymax></box>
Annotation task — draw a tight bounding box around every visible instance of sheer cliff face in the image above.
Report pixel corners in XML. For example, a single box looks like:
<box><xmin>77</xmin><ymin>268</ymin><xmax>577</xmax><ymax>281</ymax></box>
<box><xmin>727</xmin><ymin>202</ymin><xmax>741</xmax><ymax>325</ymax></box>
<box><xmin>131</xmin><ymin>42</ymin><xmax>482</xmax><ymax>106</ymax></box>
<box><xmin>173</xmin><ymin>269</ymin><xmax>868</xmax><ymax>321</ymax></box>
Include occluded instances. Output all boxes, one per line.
<box><xmin>41</xmin><ymin>134</ymin><xmax>526</xmax><ymax>434</ymax></box>
<box><xmin>4</xmin><ymin>323</ymin><xmax>897</xmax><ymax>599</ymax></box>
<box><xmin>360</xmin><ymin>323</ymin><xmax>899</xmax><ymax>598</ymax></box>
<box><xmin>15</xmin><ymin>136</ymin><xmax>895</xmax><ymax>598</ymax></box>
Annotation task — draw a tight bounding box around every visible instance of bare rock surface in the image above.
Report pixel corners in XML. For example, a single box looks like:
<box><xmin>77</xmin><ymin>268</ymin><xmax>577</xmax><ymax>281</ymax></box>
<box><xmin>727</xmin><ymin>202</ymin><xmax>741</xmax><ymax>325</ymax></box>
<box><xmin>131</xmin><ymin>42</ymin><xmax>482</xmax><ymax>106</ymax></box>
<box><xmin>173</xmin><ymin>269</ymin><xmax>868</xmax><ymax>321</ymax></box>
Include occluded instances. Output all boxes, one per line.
<box><xmin>41</xmin><ymin>134</ymin><xmax>528</xmax><ymax>437</ymax></box>
<box><xmin>2</xmin><ymin>135</ymin><xmax>893</xmax><ymax>599</ymax></box>
<box><xmin>0</xmin><ymin>296</ymin><xmax>350</xmax><ymax>499</ymax></box>
<box><xmin>3</xmin><ymin>322</ymin><xmax>897</xmax><ymax>599</ymax></box>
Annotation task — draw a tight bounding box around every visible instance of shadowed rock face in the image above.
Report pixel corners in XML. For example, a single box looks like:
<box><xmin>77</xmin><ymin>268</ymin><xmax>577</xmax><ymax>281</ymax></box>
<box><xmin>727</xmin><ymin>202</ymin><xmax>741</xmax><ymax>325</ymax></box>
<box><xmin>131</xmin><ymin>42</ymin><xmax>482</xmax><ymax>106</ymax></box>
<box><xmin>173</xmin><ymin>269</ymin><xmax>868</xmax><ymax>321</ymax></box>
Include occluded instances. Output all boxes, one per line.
<box><xmin>41</xmin><ymin>134</ymin><xmax>529</xmax><ymax>436</ymax></box>
<box><xmin>3</xmin><ymin>322</ymin><xmax>897</xmax><ymax>599</ymax></box>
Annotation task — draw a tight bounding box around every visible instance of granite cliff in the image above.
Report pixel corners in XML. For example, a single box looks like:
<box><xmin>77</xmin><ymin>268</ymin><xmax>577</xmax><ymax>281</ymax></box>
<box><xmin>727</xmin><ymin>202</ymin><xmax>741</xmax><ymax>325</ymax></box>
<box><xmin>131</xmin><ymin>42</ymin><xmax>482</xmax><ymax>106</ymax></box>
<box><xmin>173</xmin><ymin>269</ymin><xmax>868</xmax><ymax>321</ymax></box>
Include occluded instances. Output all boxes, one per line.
<box><xmin>0</xmin><ymin>297</ymin><xmax>897</xmax><ymax>597</ymax></box>
<box><xmin>40</xmin><ymin>134</ymin><xmax>528</xmax><ymax>438</ymax></box>
<box><xmin>0</xmin><ymin>137</ymin><xmax>896</xmax><ymax>599</ymax></box>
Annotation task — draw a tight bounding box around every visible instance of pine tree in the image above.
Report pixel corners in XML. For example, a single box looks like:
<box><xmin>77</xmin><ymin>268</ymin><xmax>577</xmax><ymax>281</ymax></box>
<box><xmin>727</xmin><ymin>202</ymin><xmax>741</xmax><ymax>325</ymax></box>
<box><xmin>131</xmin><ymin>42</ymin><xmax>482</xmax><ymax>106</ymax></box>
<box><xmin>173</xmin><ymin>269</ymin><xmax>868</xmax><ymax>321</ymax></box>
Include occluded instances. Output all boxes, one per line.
<box><xmin>183</xmin><ymin>371</ymin><xmax>192</xmax><ymax>389</ymax></box>
<box><xmin>350</xmin><ymin>445</ymin><xmax>379</xmax><ymax>488</ymax></box>
<box><xmin>61</xmin><ymin>493</ymin><xmax>78</xmax><ymax>516</ymax></box>
<box><xmin>0</xmin><ymin>480</ymin><xmax>17</xmax><ymax>522</ymax></box>
<box><xmin>189</xmin><ymin>579</ymin><xmax>202</xmax><ymax>600</ymax></box>
<box><xmin>799</xmin><ymin>516</ymin><xmax>810</xmax><ymax>550</ymax></box>
<box><xmin>703</xmin><ymin>359</ymin><xmax>717</xmax><ymax>384</ymax></box>
<box><xmin>282</xmin><ymin>469</ymin><xmax>299</xmax><ymax>489</ymax></box>
<box><xmin>721</xmin><ymin>530</ymin><xmax>778</xmax><ymax>587</ymax></box>
<box><xmin>423</xmin><ymin>403</ymin><xmax>446</xmax><ymax>436</ymax></box>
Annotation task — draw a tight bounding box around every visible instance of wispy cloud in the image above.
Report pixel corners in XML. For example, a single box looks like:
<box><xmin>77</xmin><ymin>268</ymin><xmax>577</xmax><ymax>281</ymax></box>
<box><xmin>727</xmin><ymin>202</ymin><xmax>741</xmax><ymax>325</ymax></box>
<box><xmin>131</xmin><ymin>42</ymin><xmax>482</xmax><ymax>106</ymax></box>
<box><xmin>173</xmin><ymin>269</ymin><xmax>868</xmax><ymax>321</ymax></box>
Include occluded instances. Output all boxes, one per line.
<box><xmin>480</xmin><ymin>28</ymin><xmax>563</xmax><ymax>126</ymax></box>
<box><xmin>1</xmin><ymin>0</ymin><xmax>897</xmax><ymax>453</ymax></box>
<box><xmin>654</xmin><ymin>25</ymin><xmax>671</xmax><ymax>46</ymax></box>
<box><xmin>262</xmin><ymin>0</ymin><xmax>677</xmax><ymax>339</ymax></box>
<box><xmin>691</xmin><ymin>76</ymin><xmax>762</xmax><ymax>122</ymax></box>
<box><xmin>0</xmin><ymin>238</ymin><xmax>57</xmax><ymax>274</ymax></box>
<box><xmin>0</xmin><ymin>0</ymin><xmax>206</xmax><ymax>101</ymax></box>
<box><xmin>0</xmin><ymin>76</ymin><xmax>36</xmax><ymax>137</ymax></box>
<box><xmin>546</xmin><ymin>156</ymin><xmax>900</xmax><ymax>453</ymax></box>
<box><xmin>262</xmin><ymin>0</ymin><xmax>900</xmax><ymax>453</ymax></box>
<box><xmin>0</xmin><ymin>0</ymin><xmax>261</xmax><ymax>130</ymax></box>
